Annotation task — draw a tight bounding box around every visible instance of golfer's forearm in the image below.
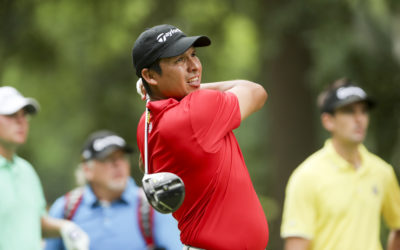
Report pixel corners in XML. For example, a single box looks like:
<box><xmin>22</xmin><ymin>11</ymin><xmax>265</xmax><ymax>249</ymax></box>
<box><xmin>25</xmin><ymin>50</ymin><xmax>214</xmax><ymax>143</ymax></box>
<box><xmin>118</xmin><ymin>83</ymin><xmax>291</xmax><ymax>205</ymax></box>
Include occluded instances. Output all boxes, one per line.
<box><xmin>387</xmin><ymin>229</ymin><xmax>400</xmax><ymax>250</ymax></box>
<box><xmin>201</xmin><ymin>80</ymin><xmax>267</xmax><ymax>120</ymax></box>
<box><xmin>201</xmin><ymin>80</ymin><xmax>260</xmax><ymax>92</ymax></box>
<box><xmin>232</xmin><ymin>82</ymin><xmax>267</xmax><ymax>112</ymax></box>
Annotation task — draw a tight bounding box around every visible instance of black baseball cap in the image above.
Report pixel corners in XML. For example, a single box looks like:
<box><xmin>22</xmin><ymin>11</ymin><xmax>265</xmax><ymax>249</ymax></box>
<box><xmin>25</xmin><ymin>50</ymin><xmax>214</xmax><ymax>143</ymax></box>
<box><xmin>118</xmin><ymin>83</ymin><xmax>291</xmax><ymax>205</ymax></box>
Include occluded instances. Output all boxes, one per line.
<box><xmin>132</xmin><ymin>24</ymin><xmax>211</xmax><ymax>77</ymax></box>
<box><xmin>81</xmin><ymin>130</ymin><xmax>133</xmax><ymax>161</ymax></box>
<box><xmin>320</xmin><ymin>83</ymin><xmax>375</xmax><ymax>113</ymax></box>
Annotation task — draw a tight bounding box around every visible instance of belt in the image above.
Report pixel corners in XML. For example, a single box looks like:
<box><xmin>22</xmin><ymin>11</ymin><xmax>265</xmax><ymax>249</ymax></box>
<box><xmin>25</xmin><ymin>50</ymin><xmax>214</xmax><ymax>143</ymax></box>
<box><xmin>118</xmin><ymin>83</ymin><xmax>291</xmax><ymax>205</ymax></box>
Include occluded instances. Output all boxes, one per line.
<box><xmin>182</xmin><ymin>245</ymin><xmax>204</xmax><ymax>250</ymax></box>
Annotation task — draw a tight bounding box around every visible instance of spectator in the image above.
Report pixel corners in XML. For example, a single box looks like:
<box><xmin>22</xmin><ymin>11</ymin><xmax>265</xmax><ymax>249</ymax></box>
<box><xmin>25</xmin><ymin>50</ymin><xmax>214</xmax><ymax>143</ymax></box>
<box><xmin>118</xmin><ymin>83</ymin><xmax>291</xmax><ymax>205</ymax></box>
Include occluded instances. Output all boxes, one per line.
<box><xmin>0</xmin><ymin>86</ymin><xmax>89</xmax><ymax>250</ymax></box>
<box><xmin>281</xmin><ymin>78</ymin><xmax>400</xmax><ymax>250</ymax></box>
<box><xmin>45</xmin><ymin>130</ymin><xmax>182</xmax><ymax>250</ymax></box>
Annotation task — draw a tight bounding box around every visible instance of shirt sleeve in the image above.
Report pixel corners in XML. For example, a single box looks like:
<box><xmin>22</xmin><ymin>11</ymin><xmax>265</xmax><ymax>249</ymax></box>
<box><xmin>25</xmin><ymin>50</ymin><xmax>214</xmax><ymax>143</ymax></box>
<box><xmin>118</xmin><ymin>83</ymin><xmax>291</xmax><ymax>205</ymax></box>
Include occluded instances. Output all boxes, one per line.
<box><xmin>44</xmin><ymin>197</ymin><xmax>67</xmax><ymax>250</ymax></box>
<box><xmin>382</xmin><ymin>166</ymin><xmax>400</xmax><ymax>229</ymax></box>
<box><xmin>153</xmin><ymin>212</ymin><xmax>183</xmax><ymax>249</ymax></box>
<box><xmin>189</xmin><ymin>90</ymin><xmax>241</xmax><ymax>153</ymax></box>
<box><xmin>281</xmin><ymin>168</ymin><xmax>317</xmax><ymax>239</ymax></box>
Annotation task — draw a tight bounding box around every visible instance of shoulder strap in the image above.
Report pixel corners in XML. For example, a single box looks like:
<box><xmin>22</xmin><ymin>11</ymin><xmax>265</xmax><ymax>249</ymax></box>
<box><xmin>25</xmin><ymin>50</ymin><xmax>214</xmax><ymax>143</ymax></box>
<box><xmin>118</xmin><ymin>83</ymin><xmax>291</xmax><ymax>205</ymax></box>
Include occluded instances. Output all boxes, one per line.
<box><xmin>64</xmin><ymin>186</ymin><xmax>85</xmax><ymax>220</ymax></box>
<box><xmin>138</xmin><ymin>188</ymin><xmax>155</xmax><ymax>249</ymax></box>
<box><xmin>63</xmin><ymin>187</ymin><xmax>157</xmax><ymax>248</ymax></box>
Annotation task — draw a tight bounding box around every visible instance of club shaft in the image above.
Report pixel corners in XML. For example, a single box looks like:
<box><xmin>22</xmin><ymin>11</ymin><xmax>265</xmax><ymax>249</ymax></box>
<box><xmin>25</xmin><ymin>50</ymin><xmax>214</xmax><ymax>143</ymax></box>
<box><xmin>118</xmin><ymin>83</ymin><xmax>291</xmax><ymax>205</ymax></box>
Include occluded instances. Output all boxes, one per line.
<box><xmin>144</xmin><ymin>97</ymin><xmax>150</xmax><ymax>175</ymax></box>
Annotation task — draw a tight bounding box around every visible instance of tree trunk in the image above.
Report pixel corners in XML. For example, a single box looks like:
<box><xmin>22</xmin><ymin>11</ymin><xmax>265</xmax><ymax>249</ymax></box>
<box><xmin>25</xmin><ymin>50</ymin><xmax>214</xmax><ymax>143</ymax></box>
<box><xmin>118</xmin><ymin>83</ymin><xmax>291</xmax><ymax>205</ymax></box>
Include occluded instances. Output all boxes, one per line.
<box><xmin>262</xmin><ymin>31</ymin><xmax>317</xmax><ymax>249</ymax></box>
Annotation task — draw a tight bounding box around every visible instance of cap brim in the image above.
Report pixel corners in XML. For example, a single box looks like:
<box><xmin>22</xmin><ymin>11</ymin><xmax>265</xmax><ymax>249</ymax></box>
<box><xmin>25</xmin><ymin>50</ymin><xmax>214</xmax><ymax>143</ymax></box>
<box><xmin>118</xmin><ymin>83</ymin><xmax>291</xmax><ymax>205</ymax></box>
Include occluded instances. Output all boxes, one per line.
<box><xmin>333</xmin><ymin>96</ymin><xmax>375</xmax><ymax>111</ymax></box>
<box><xmin>161</xmin><ymin>35</ymin><xmax>211</xmax><ymax>58</ymax></box>
<box><xmin>23</xmin><ymin>98</ymin><xmax>40</xmax><ymax>114</ymax></box>
<box><xmin>95</xmin><ymin>145</ymin><xmax>134</xmax><ymax>160</ymax></box>
<box><xmin>0</xmin><ymin>97</ymin><xmax>39</xmax><ymax>115</ymax></box>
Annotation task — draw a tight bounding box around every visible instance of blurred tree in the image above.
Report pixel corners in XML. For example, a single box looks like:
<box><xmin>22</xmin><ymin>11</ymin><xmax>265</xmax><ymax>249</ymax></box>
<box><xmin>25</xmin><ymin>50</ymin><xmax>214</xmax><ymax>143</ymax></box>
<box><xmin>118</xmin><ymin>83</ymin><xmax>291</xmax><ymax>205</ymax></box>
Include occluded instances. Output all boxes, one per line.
<box><xmin>1</xmin><ymin>0</ymin><xmax>399</xmax><ymax>248</ymax></box>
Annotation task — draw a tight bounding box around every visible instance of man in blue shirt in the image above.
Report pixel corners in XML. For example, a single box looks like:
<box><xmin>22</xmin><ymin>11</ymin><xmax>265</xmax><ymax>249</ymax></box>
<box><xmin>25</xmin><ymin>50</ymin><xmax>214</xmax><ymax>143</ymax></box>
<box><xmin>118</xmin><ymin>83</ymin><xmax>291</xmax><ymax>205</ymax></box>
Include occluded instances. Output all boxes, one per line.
<box><xmin>45</xmin><ymin>130</ymin><xmax>182</xmax><ymax>250</ymax></box>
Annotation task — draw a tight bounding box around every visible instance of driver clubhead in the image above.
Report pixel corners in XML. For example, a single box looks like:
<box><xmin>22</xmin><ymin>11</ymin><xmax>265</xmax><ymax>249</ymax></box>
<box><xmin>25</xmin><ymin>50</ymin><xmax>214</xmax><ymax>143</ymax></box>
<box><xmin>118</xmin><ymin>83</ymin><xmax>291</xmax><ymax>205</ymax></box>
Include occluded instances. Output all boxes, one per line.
<box><xmin>142</xmin><ymin>172</ymin><xmax>185</xmax><ymax>214</ymax></box>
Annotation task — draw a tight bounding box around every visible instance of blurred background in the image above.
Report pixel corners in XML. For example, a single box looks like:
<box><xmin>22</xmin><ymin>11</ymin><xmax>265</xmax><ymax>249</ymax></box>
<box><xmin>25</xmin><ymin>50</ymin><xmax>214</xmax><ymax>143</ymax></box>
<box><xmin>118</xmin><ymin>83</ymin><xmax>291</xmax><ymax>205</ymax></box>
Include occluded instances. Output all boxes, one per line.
<box><xmin>1</xmin><ymin>0</ymin><xmax>400</xmax><ymax>248</ymax></box>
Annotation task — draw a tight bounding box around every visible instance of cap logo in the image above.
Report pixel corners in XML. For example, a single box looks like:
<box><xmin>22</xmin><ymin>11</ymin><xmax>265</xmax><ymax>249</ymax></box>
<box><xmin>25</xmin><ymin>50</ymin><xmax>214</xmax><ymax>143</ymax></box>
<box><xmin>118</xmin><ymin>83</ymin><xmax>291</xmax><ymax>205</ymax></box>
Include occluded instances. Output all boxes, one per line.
<box><xmin>336</xmin><ymin>86</ymin><xmax>367</xmax><ymax>100</ymax></box>
<box><xmin>156</xmin><ymin>28</ymin><xmax>182</xmax><ymax>43</ymax></box>
<box><xmin>93</xmin><ymin>135</ymin><xmax>125</xmax><ymax>152</ymax></box>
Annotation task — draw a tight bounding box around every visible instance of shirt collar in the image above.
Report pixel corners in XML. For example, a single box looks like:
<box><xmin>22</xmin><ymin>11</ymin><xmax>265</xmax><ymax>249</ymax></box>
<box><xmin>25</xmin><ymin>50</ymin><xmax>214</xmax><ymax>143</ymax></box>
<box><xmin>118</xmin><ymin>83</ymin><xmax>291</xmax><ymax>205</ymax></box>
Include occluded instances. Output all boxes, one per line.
<box><xmin>324</xmin><ymin>139</ymin><xmax>369</xmax><ymax>172</ymax></box>
<box><xmin>147</xmin><ymin>98</ymin><xmax>179</xmax><ymax>117</ymax></box>
<box><xmin>120</xmin><ymin>178</ymin><xmax>139</xmax><ymax>204</ymax></box>
<box><xmin>0</xmin><ymin>155</ymin><xmax>7</xmax><ymax>168</ymax></box>
<box><xmin>0</xmin><ymin>154</ymin><xmax>17</xmax><ymax>168</ymax></box>
<box><xmin>83</xmin><ymin>185</ymin><xmax>98</xmax><ymax>206</ymax></box>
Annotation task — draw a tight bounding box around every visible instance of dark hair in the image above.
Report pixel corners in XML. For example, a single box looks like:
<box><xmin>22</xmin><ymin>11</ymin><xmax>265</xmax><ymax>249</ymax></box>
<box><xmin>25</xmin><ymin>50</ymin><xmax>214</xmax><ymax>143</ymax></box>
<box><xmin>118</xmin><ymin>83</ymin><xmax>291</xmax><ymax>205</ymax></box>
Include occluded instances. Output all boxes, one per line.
<box><xmin>141</xmin><ymin>59</ymin><xmax>162</xmax><ymax>97</ymax></box>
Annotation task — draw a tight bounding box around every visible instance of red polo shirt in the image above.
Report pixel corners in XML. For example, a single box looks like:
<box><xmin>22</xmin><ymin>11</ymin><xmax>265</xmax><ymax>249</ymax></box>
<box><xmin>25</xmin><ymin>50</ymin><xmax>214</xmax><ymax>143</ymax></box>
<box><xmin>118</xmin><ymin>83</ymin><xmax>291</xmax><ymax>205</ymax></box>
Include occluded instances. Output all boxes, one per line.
<box><xmin>137</xmin><ymin>89</ymin><xmax>268</xmax><ymax>250</ymax></box>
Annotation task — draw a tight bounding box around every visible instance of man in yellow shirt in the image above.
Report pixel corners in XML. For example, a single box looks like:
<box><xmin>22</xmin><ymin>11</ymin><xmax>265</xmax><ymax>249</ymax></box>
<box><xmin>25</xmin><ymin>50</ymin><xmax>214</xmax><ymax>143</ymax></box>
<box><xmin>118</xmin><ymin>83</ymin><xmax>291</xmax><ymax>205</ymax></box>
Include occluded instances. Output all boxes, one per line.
<box><xmin>281</xmin><ymin>78</ymin><xmax>400</xmax><ymax>250</ymax></box>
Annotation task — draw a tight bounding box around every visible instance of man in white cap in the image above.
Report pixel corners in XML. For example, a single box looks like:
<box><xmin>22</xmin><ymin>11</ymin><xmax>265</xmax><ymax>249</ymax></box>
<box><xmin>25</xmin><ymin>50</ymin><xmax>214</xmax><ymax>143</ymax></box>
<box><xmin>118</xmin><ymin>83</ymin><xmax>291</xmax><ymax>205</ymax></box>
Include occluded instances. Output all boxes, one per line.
<box><xmin>0</xmin><ymin>86</ymin><xmax>89</xmax><ymax>250</ymax></box>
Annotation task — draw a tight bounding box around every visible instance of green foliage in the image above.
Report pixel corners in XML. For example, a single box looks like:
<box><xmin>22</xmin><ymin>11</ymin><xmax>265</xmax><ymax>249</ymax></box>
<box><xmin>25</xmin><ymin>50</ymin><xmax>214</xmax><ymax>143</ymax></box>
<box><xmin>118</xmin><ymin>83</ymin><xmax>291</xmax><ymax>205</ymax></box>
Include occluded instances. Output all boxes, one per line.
<box><xmin>218</xmin><ymin>15</ymin><xmax>260</xmax><ymax>79</ymax></box>
<box><xmin>1</xmin><ymin>0</ymin><xmax>400</xmax><ymax>248</ymax></box>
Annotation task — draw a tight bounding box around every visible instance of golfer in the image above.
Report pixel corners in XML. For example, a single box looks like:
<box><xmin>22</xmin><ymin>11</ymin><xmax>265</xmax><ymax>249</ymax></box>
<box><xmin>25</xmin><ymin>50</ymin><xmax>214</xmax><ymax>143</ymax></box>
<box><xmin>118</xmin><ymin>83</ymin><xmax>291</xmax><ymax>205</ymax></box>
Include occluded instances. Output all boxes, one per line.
<box><xmin>132</xmin><ymin>24</ymin><xmax>269</xmax><ymax>250</ymax></box>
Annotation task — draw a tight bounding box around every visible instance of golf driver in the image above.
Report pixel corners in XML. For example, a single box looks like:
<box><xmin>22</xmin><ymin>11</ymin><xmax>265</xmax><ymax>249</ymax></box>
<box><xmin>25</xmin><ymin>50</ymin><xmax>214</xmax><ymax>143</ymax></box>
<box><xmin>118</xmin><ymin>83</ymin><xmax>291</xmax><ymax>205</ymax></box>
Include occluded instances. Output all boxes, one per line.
<box><xmin>142</xmin><ymin>96</ymin><xmax>185</xmax><ymax>214</ymax></box>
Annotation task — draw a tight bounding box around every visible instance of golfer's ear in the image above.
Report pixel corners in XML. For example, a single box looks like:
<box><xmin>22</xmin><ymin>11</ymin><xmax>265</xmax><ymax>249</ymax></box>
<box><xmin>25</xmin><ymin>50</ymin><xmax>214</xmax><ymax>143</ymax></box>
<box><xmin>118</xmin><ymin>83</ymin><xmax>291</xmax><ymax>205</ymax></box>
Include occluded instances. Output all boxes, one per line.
<box><xmin>321</xmin><ymin>113</ymin><xmax>334</xmax><ymax>132</ymax></box>
<box><xmin>141</xmin><ymin>68</ymin><xmax>157</xmax><ymax>86</ymax></box>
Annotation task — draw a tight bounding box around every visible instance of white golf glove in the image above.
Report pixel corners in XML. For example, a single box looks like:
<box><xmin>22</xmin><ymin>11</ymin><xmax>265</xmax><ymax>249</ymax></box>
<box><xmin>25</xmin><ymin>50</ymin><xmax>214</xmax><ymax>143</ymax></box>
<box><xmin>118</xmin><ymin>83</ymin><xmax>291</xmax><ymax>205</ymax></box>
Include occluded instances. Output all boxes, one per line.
<box><xmin>136</xmin><ymin>78</ymin><xmax>147</xmax><ymax>100</ymax></box>
<box><xmin>60</xmin><ymin>221</ymin><xmax>90</xmax><ymax>250</ymax></box>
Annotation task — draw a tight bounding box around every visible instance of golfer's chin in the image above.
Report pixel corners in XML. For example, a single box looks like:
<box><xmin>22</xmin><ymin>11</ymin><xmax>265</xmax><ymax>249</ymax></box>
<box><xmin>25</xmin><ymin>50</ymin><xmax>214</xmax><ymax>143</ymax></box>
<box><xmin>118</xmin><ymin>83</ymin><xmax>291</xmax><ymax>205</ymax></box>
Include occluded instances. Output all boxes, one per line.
<box><xmin>186</xmin><ymin>85</ymin><xmax>200</xmax><ymax>94</ymax></box>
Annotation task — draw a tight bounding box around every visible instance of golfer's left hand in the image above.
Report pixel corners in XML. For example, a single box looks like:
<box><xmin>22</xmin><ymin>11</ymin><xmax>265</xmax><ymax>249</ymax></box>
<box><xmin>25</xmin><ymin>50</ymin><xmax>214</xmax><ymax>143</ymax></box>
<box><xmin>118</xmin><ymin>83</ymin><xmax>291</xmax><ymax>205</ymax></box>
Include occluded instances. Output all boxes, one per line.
<box><xmin>136</xmin><ymin>78</ymin><xmax>147</xmax><ymax>100</ymax></box>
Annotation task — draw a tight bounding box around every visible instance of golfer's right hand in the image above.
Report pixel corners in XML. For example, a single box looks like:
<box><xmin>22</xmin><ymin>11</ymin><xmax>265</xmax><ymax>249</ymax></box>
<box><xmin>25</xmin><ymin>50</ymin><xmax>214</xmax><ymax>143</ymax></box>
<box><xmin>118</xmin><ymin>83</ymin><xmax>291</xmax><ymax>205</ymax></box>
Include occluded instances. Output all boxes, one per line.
<box><xmin>60</xmin><ymin>221</ymin><xmax>90</xmax><ymax>250</ymax></box>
